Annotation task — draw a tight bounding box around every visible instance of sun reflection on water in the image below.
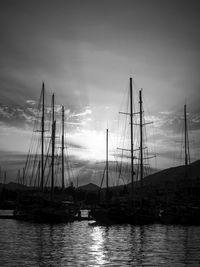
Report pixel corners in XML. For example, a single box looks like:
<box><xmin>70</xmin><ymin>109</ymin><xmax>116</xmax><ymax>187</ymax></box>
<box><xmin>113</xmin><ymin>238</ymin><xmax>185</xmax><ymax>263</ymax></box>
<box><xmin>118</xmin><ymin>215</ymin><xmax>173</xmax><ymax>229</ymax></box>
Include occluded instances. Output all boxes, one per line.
<box><xmin>89</xmin><ymin>226</ymin><xmax>109</xmax><ymax>266</ymax></box>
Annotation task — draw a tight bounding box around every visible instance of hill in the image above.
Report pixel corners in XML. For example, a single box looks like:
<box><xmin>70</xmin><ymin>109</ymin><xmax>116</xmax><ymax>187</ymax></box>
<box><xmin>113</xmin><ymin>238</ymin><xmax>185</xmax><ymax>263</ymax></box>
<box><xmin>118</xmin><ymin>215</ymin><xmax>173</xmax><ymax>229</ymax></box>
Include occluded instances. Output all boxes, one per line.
<box><xmin>78</xmin><ymin>183</ymin><xmax>100</xmax><ymax>192</ymax></box>
<box><xmin>96</xmin><ymin>160</ymin><xmax>200</xmax><ymax>207</ymax></box>
<box><xmin>143</xmin><ymin>160</ymin><xmax>200</xmax><ymax>186</ymax></box>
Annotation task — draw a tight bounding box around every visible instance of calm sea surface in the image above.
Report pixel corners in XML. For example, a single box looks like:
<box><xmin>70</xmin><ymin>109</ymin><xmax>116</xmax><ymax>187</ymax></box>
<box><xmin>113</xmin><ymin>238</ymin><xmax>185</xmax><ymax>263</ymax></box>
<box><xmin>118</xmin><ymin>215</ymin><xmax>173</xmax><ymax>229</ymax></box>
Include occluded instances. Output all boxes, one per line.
<box><xmin>0</xmin><ymin>219</ymin><xmax>200</xmax><ymax>266</ymax></box>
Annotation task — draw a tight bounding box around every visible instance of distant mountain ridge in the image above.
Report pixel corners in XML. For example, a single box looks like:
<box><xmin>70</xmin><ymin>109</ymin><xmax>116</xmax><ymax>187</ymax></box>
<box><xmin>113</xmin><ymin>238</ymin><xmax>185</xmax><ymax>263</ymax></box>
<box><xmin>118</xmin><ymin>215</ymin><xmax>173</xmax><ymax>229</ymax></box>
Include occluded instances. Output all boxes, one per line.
<box><xmin>1</xmin><ymin>161</ymin><xmax>199</xmax><ymax>192</ymax></box>
<box><xmin>108</xmin><ymin>160</ymin><xmax>200</xmax><ymax>191</ymax></box>
<box><xmin>142</xmin><ymin>160</ymin><xmax>200</xmax><ymax>186</ymax></box>
<box><xmin>78</xmin><ymin>183</ymin><xmax>100</xmax><ymax>191</ymax></box>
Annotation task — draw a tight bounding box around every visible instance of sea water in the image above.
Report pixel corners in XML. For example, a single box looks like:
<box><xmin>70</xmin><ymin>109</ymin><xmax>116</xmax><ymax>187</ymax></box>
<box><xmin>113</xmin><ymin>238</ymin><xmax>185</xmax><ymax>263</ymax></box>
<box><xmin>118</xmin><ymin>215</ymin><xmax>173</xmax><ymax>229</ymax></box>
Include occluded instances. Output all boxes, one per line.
<box><xmin>0</xmin><ymin>219</ymin><xmax>200</xmax><ymax>266</ymax></box>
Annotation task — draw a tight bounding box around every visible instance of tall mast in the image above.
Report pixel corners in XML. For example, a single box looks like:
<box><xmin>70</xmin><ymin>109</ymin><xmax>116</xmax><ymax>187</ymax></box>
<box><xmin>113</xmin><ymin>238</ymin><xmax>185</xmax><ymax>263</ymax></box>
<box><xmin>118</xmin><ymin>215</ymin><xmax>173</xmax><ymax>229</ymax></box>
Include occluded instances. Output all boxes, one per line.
<box><xmin>41</xmin><ymin>82</ymin><xmax>45</xmax><ymax>190</ymax></box>
<box><xmin>130</xmin><ymin>77</ymin><xmax>134</xmax><ymax>196</ymax></box>
<box><xmin>139</xmin><ymin>90</ymin><xmax>143</xmax><ymax>203</ymax></box>
<box><xmin>184</xmin><ymin>104</ymin><xmax>190</xmax><ymax>177</ymax></box>
<box><xmin>51</xmin><ymin>94</ymin><xmax>55</xmax><ymax>197</ymax></box>
<box><xmin>38</xmin><ymin>161</ymin><xmax>40</xmax><ymax>188</ymax></box>
<box><xmin>18</xmin><ymin>169</ymin><xmax>20</xmax><ymax>184</ymax></box>
<box><xmin>106</xmin><ymin>128</ymin><xmax>109</xmax><ymax>196</ymax></box>
<box><xmin>61</xmin><ymin>105</ymin><xmax>65</xmax><ymax>190</ymax></box>
<box><xmin>184</xmin><ymin>104</ymin><xmax>188</xmax><ymax>166</ymax></box>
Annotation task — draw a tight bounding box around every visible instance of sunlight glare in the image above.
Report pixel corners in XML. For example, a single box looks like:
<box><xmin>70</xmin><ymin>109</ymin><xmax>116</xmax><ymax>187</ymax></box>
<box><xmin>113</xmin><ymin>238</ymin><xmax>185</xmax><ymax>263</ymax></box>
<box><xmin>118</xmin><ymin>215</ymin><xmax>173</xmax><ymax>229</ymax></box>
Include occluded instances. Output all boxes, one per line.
<box><xmin>89</xmin><ymin>227</ymin><xmax>109</xmax><ymax>265</ymax></box>
<box><xmin>82</xmin><ymin>130</ymin><xmax>107</xmax><ymax>161</ymax></box>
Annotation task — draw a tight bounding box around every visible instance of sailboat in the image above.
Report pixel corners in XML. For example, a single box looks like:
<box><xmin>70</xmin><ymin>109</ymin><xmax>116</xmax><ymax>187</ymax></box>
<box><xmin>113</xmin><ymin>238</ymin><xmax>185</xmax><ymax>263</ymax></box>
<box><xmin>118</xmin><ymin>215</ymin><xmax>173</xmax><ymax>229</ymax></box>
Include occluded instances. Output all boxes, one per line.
<box><xmin>14</xmin><ymin>83</ymin><xmax>78</xmax><ymax>222</ymax></box>
<box><xmin>92</xmin><ymin>129</ymin><xmax>130</xmax><ymax>224</ymax></box>
<box><xmin>93</xmin><ymin>78</ymin><xmax>158</xmax><ymax>225</ymax></box>
<box><xmin>126</xmin><ymin>84</ymin><xmax>158</xmax><ymax>224</ymax></box>
<box><xmin>159</xmin><ymin>104</ymin><xmax>200</xmax><ymax>225</ymax></box>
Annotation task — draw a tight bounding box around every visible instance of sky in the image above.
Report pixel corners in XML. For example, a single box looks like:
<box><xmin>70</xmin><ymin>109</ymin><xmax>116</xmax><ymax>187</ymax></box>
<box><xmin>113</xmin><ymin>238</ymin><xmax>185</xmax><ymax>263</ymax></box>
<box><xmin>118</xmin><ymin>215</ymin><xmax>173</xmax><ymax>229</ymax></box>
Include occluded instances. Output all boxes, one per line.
<box><xmin>0</xmin><ymin>0</ymin><xmax>200</xmax><ymax>185</ymax></box>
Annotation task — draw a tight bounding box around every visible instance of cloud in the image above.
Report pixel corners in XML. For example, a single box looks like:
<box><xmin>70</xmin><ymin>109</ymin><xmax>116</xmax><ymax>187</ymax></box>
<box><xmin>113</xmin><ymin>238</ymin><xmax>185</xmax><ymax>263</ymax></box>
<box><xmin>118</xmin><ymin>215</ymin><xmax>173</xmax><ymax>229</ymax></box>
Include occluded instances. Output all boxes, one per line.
<box><xmin>159</xmin><ymin>111</ymin><xmax>173</xmax><ymax>115</ymax></box>
<box><xmin>70</xmin><ymin>108</ymin><xmax>92</xmax><ymax>118</ymax></box>
<box><xmin>26</xmin><ymin>100</ymin><xmax>36</xmax><ymax>105</ymax></box>
<box><xmin>0</xmin><ymin>102</ymin><xmax>37</xmax><ymax>128</ymax></box>
<box><xmin>67</xmin><ymin>141</ymin><xmax>86</xmax><ymax>150</ymax></box>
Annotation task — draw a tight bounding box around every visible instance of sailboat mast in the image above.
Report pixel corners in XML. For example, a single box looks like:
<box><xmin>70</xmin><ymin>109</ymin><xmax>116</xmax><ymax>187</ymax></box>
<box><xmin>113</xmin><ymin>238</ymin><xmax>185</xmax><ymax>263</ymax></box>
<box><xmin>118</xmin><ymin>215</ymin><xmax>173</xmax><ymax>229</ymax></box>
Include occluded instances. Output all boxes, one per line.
<box><xmin>139</xmin><ymin>90</ymin><xmax>143</xmax><ymax>200</ymax></box>
<box><xmin>130</xmin><ymin>77</ymin><xmax>134</xmax><ymax>195</ymax></box>
<box><xmin>38</xmin><ymin>161</ymin><xmax>40</xmax><ymax>188</ymax></box>
<box><xmin>62</xmin><ymin>105</ymin><xmax>65</xmax><ymax>190</ymax></box>
<box><xmin>51</xmin><ymin>94</ymin><xmax>55</xmax><ymax>195</ymax></box>
<box><xmin>18</xmin><ymin>169</ymin><xmax>20</xmax><ymax>184</ymax></box>
<box><xmin>106</xmin><ymin>128</ymin><xmax>109</xmax><ymax>194</ymax></box>
<box><xmin>41</xmin><ymin>82</ymin><xmax>45</xmax><ymax>190</ymax></box>
<box><xmin>184</xmin><ymin>104</ymin><xmax>188</xmax><ymax>166</ymax></box>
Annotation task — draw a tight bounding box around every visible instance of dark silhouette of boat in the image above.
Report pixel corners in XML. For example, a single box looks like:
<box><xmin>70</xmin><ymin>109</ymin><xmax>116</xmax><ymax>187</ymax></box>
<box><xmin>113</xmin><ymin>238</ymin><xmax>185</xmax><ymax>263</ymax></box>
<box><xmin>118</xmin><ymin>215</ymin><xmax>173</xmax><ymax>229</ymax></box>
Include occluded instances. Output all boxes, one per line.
<box><xmin>93</xmin><ymin>78</ymin><xmax>158</xmax><ymax>225</ymax></box>
<box><xmin>158</xmin><ymin>105</ymin><xmax>200</xmax><ymax>225</ymax></box>
<box><xmin>14</xmin><ymin>83</ymin><xmax>78</xmax><ymax>222</ymax></box>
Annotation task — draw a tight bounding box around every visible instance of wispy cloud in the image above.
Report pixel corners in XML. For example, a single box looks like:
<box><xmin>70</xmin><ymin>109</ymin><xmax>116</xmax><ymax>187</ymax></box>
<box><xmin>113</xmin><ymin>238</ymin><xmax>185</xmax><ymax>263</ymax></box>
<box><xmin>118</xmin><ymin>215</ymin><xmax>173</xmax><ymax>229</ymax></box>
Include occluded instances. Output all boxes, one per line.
<box><xmin>26</xmin><ymin>100</ymin><xmax>36</xmax><ymax>105</ymax></box>
<box><xmin>70</xmin><ymin>108</ymin><xmax>92</xmax><ymax>118</ymax></box>
<box><xmin>159</xmin><ymin>111</ymin><xmax>173</xmax><ymax>115</ymax></box>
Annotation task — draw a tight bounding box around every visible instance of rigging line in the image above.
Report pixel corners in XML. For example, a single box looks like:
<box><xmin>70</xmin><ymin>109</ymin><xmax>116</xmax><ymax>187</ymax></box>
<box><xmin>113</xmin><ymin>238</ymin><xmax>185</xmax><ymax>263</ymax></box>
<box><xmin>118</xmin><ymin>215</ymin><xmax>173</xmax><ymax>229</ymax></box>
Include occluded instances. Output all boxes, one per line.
<box><xmin>64</xmin><ymin>155</ymin><xmax>70</xmax><ymax>183</ymax></box>
<box><xmin>54</xmin><ymin>154</ymin><xmax>60</xmax><ymax>187</ymax></box>
<box><xmin>136</xmin><ymin>157</ymin><xmax>139</xmax><ymax>182</ymax></box>
<box><xmin>116</xmin><ymin>159</ymin><xmax>127</xmax><ymax>185</ymax></box>
<box><xmin>54</xmin><ymin>154</ymin><xmax>61</xmax><ymax>187</ymax></box>
<box><xmin>63</xmin><ymin>156</ymin><xmax>68</xmax><ymax>180</ymax></box>
<box><xmin>29</xmin><ymin>153</ymin><xmax>39</xmax><ymax>186</ymax></box>
<box><xmin>43</xmin><ymin>139</ymin><xmax>52</xmax><ymax>188</ymax></box>
<box><xmin>65</xmin><ymin>157</ymin><xmax>72</xmax><ymax>184</ymax></box>
<box><xmin>44</xmin><ymin>159</ymin><xmax>51</xmax><ymax>188</ymax></box>
<box><xmin>108</xmin><ymin>131</ymin><xmax>119</xmax><ymax>186</ymax></box>
<box><xmin>61</xmin><ymin>127</ymin><xmax>74</xmax><ymax>186</ymax></box>
<box><xmin>99</xmin><ymin>166</ymin><xmax>106</xmax><ymax>189</ymax></box>
<box><xmin>142</xmin><ymin>94</ymin><xmax>156</xmax><ymax>172</ymax></box>
<box><xmin>69</xmin><ymin>165</ymin><xmax>75</xmax><ymax>184</ymax></box>
<box><xmin>44</xmin><ymin>132</ymin><xmax>51</xmax><ymax>167</ymax></box>
<box><xmin>119</xmin><ymin>159</ymin><xmax>127</xmax><ymax>185</ymax></box>
<box><xmin>23</xmin><ymin>148</ymin><xmax>31</xmax><ymax>185</ymax></box>
<box><xmin>117</xmin><ymin>150</ymin><xmax>123</xmax><ymax>184</ymax></box>
<box><xmin>125</xmin><ymin>162</ymin><xmax>130</xmax><ymax>185</ymax></box>
<box><xmin>143</xmin><ymin>120</ymin><xmax>150</xmax><ymax>175</ymax></box>
<box><xmin>120</xmin><ymin>168</ymin><xmax>126</xmax><ymax>185</ymax></box>
<box><xmin>117</xmin><ymin>85</ymin><xmax>129</xmax><ymax>148</ymax></box>
<box><xmin>66</xmin><ymin>155</ymin><xmax>72</xmax><ymax>182</ymax></box>
<box><xmin>33</xmin><ymin>161</ymin><xmax>40</xmax><ymax>188</ymax></box>
<box><xmin>180</xmin><ymin>122</ymin><xmax>184</xmax><ymax>165</ymax></box>
<box><xmin>188</xmin><ymin>123</ymin><xmax>195</xmax><ymax>161</ymax></box>
<box><xmin>186</xmin><ymin>115</ymin><xmax>191</xmax><ymax>164</ymax></box>
<box><xmin>107</xmin><ymin>162</ymin><xmax>113</xmax><ymax>187</ymax></box>
<box><xmin>112</xmin><ymin>146</ymin><xmax>125</xmax><ymax>184</ymax></box>
<box><xmin>65</xmin><ymin>146</ymin><xmax>76</xmax><ymax>183</ymax></box>
<box><xmin>24</xmin><ymin>89</ymin><xmax>43</xmax><ymax>182</ymax></box>
<box><xmin>116</xmin><ymin>91</ymin><xmax>129</xmax><ymax>176</ymax></box>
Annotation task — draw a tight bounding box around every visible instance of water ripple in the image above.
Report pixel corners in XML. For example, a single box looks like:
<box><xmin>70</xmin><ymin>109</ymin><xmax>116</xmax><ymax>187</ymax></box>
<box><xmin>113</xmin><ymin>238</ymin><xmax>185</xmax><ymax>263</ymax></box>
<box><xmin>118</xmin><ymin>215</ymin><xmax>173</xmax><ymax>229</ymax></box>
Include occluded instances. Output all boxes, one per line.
<box><xmin>0</xmin><ymin>220</ymin><xmax>200</xmax><ymax>266</ymax></box>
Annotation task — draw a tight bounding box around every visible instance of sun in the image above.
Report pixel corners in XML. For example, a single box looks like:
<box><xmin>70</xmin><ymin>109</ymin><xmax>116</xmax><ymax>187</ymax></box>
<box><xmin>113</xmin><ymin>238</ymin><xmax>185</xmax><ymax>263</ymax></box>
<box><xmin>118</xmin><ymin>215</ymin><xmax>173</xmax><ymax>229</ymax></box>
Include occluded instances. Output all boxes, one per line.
<box><xmin>68</xmin><ymin>129</ymin><xmax>116</xmax><ymax>162</ymax></box>
<box><xmin>83</xmin><ymin>130</ymin><xmax>107</xmax><ymax>161</ymax></box>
